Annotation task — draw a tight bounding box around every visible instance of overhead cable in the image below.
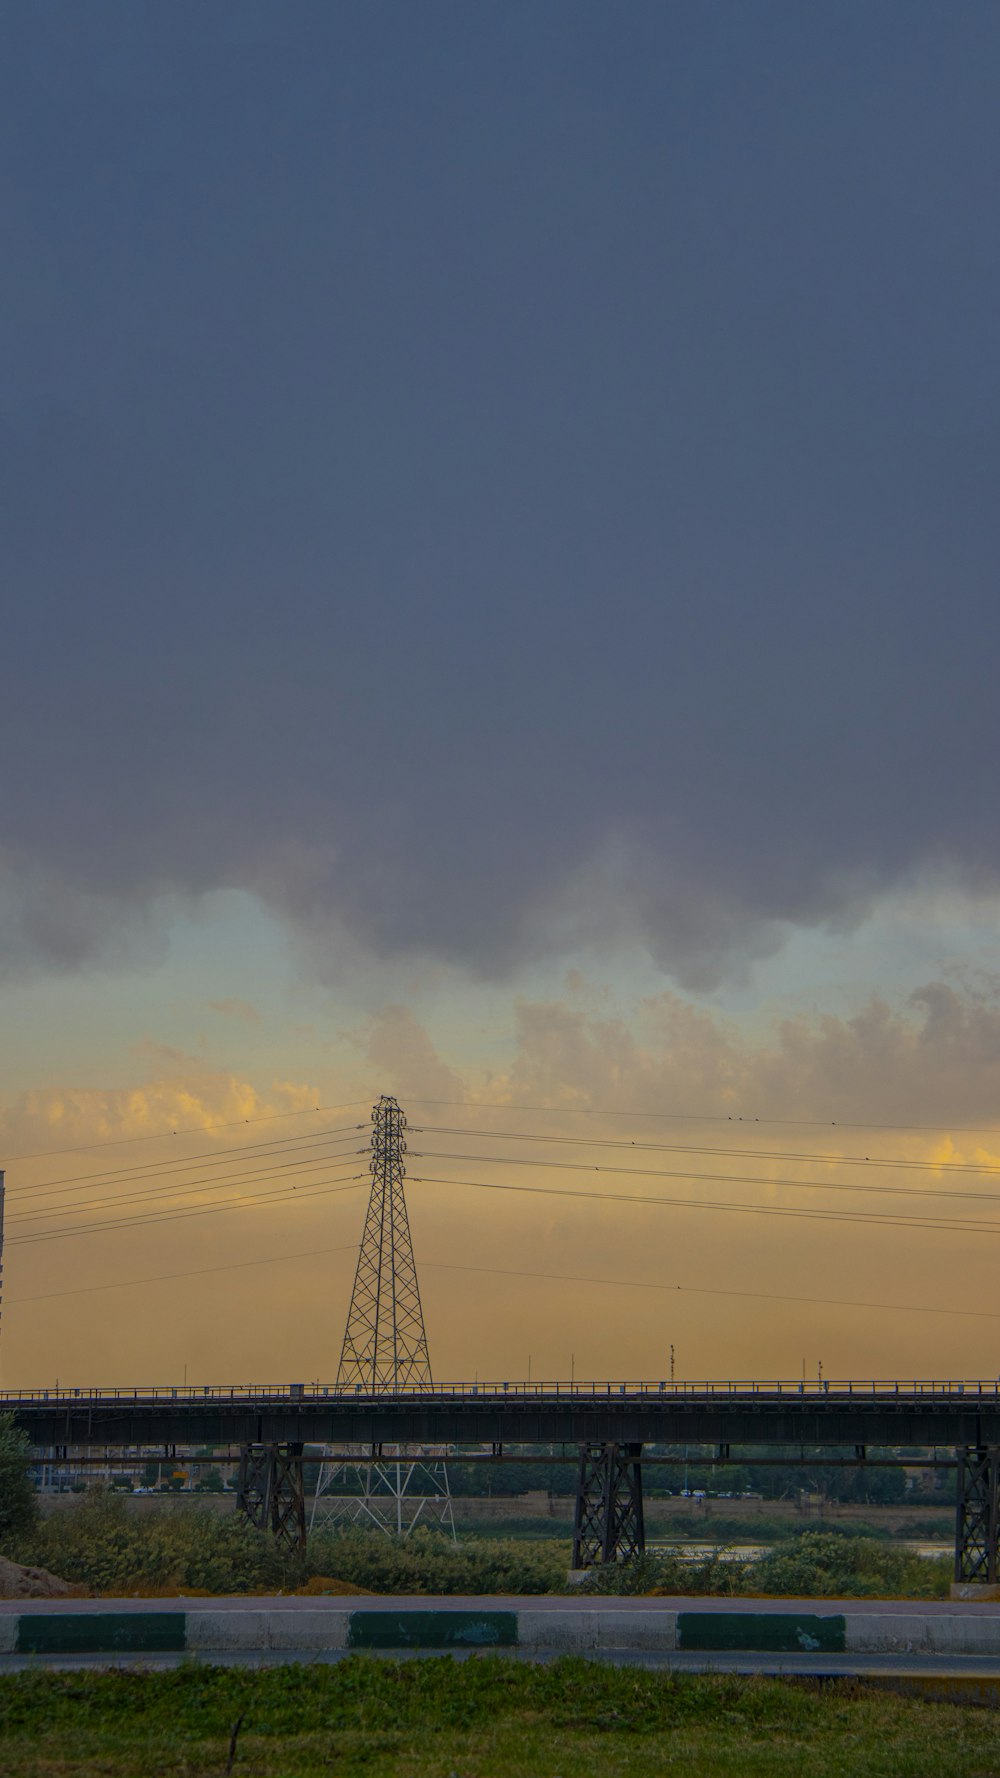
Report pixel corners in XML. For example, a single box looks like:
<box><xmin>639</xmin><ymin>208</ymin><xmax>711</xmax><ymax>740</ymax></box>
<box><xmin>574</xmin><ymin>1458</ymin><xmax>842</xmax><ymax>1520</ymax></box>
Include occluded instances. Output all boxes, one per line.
<box><xmin>410</xmin><ymin>1148</ymin><xmax>1000</xmax><ymax>1208</ymax></box>
<box><xmin>8</xmin><ymin>1123</ymin><xmax>367</xmax><ymax>1199</ymax></box>
<box><xmin>7</xmin><ymin>1243</ymin><xmax>360</xmax><ymax>1307</ymax></box>
<box><xmin>7</xmin><ymin>1175</ymin><xmax>368</xmax><ymax>1247</ymax></box>
<box><xmin>413</xmin><ymin>1125</ymin><xmax>1000</xmax><ymax>1178</ymax></box>
<box><xmin>412</xmin><ymin>1173</ymin><xmax>1000</xmax><ymax>1237</ymax></box>
<box><xmin>422</xmin><ymin>1260</ymin><xmax>1000</xmax><ymax>1323</ymax></box>
<box><xmin>7</xmin><ymin>1153</ymin><xmax>365</xmax><ymax>1227</ymax></box>
<box><xmin>403</xmin><ymin>1096</ymin><xmax>1000</xmax><ymax>1137</ymax></box>
<box><xmin>2</xmin><ymin>1100</ymin><xmax>369</xmax><ymax>1163</ymax></box>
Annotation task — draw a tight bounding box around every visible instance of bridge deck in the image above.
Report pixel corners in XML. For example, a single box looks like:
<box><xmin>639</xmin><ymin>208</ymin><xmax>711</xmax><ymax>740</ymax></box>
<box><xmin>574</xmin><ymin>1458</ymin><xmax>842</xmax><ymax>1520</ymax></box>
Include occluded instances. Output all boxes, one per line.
<box><xmin>5</xmin><ymin>1380</ymin><xmax>1000</xmax><ymax>1449</ymax></box>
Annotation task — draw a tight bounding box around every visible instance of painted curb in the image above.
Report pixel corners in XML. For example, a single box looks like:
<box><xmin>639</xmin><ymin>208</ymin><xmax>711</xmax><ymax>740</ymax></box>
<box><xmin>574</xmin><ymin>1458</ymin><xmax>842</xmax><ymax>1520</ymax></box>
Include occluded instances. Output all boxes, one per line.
<box><xmin>348</xmin><ymin>1611</ymin><xmax>517</xmax><ymax>1650</ymax></box>
<box><xmin>677</xmin><ymin>1612</ymin><xmax>846</xmax><ymax>1654</ymax></box>
<box><xmin>185</xmin><ymin>1611</ymin><xmax>271</xmax><ymax>1653</ymax></box>
<box><xmin>16</xmin><ymin>1612</ymin><xmax>186</xmax><ymax>1656</ymax></box>
<box><xmin>512</xmin><ymin>1610</ymin><xmax>596</xmax><ymax>1652</ymax></box>
<box><xmin>845</xmin><ymin>1613</ymin><xmax>1000</xmax><ymax>1656</ymax></box>
<box><xmin>6</xmin><ymin>1606</ymin><xmax>1000</xmax><ymax>1659</ymax></box>
<box><xmin>595</xmin><ymin>1610</ymin><xmax>677</xmax><ymax>1652</ymax></box>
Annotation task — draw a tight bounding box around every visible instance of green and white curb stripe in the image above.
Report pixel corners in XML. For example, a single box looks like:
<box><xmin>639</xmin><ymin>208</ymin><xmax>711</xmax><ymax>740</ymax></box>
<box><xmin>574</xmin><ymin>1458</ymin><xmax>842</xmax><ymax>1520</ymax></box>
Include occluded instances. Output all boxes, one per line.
<box><xmin>677</xmin><ymin>1612</ymin><xmax>845</xmax><ymax>1653</ymax></box>
<box><xmin>5</xmin><ymin>1608</ymin><xmax>1000</xmax><ymax>1658</ymax></box>
<box><xmin>15</xmin><ymin>1613</ymin><xmax>187</xmax><ymax>1656</ymax></box>
<box><xmin>348</xmin><ymin>1611</ymin><xmax>517</xmax><ymax>1650</ymax></box>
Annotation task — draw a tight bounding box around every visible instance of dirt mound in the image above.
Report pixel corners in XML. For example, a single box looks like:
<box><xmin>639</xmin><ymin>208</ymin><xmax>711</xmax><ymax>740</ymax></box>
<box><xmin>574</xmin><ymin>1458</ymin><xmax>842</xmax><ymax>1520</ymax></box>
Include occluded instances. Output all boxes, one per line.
<box><xmin>294</xmin><ymin>1575</ymin><xmax>373</xmax><ymax>1597</ymax></box>
<box><xmin>0</xmin><ymin>1555</ymin><xmax>86</xmax><ymax>1599</ymax></box>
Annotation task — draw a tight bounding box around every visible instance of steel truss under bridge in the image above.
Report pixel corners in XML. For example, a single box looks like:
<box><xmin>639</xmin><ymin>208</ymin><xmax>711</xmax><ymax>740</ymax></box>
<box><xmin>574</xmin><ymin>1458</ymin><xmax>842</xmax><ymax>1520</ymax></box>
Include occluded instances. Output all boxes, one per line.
<box><xmin>955</xmin><ymin>1446</ymin><xmax>1000</xmax><ymax>1585</ymax></box>
<box><xmin>571</xmin><ymin>1442</ymin><xmax>645</xmax><ymax>1568</ymax></box>
<box><xmin>236</xmin><ymin>1442</ymin><xmax>305</xmax><ymax>1553</ymax></box>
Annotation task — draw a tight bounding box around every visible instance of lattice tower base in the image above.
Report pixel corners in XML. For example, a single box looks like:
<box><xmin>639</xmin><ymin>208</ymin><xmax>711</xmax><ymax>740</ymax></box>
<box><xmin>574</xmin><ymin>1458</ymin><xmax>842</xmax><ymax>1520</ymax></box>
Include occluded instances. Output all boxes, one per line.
<box><xmin>310</xmin><ymin>1446</ymin><xmax>456</xmax><ymax>1539</ymax></box>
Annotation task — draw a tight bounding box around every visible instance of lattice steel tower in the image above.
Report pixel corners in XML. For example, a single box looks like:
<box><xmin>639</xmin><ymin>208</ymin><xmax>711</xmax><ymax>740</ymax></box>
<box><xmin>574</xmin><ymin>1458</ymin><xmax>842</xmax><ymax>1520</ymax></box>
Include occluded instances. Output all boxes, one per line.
<box><xmin>311</xmin><ymin>1095</ymin><xmax>454</xmax><ymax>1538</ymax></box>
<box><xmin>337</xmin><ymin>1095</ymin><xmax>431</xmax><ymax>1390</ymax></box>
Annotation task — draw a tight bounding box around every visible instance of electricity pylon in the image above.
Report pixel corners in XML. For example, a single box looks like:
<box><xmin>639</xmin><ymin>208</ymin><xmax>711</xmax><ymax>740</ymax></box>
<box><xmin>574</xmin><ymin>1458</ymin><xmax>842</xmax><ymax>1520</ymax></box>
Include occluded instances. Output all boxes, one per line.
<box><xmin>310</xmin><ymin>1096</ymin><xmax>455</xmax><ymax>1538</ymax></box>
<box><xmin>337</xmin><ymin>1094</ymin><xmax>431</xmax><ymax>1389</ymax></box>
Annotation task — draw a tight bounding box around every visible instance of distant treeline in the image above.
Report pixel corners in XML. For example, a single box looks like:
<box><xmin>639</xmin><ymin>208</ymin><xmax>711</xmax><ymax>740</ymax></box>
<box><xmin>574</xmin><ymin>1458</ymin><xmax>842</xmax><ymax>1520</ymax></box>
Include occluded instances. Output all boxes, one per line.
<box><xmin>302</xmin><ymin>1445</ymin><xmax>914</xmax><ymax>1504</ymax></box>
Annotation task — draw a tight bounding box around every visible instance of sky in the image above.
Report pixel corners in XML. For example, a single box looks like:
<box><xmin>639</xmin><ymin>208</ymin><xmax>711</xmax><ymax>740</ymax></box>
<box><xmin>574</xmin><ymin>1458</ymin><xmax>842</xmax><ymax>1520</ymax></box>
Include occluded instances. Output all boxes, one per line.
<box><xmin>2</xmin><ymin>2</ymin><xmax>1000</xmax><ymax>1389</ymax></box>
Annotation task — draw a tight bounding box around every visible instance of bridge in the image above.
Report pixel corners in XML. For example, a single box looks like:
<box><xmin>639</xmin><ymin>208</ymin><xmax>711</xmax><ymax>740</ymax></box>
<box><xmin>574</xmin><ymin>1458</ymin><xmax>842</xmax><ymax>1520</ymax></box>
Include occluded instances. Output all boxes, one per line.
<box><xmin>5</xmin><ymin>1098</ymin><xmax>1000</xmax><ymax>1578</ymax></box>
<box><xmin>6</xmin><ymin>1377</ymin><xmax>1000</xmax><ymax>1449</ymax></box>
<box><xmin>6</xmin><ymin>1376</ymin><xmax>1000</xmax><ymax>1583</ymax></box>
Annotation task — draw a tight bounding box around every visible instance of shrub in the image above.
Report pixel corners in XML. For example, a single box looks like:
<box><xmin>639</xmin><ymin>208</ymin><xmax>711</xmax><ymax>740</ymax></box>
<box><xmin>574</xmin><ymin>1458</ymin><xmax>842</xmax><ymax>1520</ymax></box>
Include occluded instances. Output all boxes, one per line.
<box><xmin>9</xmin><ymin>1497</ymin><xmax>950</xmax><ymax>1600</ymax></box>
<box><xmin>580</xmin><ymin>1549</ymin><xmax>750</xmax><ymax>1596</ymax></box>
<box><xmin>306</xmin><ymin>1526</ymin><xmax>567</xmax><ymax>1595</ymax></box>
<box><xmin>745</xmin><ymin>1531</ymin><xmax>950</xmax><ymax>1599</ymax></box>
<box><xmin>572</xmin><ymin>1532</ymin><xmax>950</xmax><ymax>1599</ymax></box>
<box><xmin>12</xmin><ymin>1496</ymin><xmax>566</xmax><ymax>1595</ymax></box>
<box><xmin>0</xmin><ymin>1413</ymin><xmax>38</xmax><ymax>1548</ymax></box>
<box><xmin>12</xmin><ymin>1490</ymin><xmax>293</xmax><ymax>1594</ymax></box>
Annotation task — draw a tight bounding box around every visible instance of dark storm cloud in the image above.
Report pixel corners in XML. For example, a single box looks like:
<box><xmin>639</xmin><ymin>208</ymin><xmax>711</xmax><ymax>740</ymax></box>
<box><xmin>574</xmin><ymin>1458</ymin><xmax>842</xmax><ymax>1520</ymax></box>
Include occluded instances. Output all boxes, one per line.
<box><xmin>3</xmin><ymin>2</ymin><xmax>999</xmax><ymax>985</ymax></box>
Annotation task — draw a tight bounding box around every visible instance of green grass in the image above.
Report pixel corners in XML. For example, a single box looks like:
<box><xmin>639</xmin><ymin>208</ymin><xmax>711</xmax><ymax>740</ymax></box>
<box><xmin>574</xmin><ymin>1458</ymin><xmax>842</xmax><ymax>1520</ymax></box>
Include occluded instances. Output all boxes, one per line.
<box><xmin>1</xmin><ymin>1659</ymin><xmax>999</xmax><ymax>1776</ymax></box>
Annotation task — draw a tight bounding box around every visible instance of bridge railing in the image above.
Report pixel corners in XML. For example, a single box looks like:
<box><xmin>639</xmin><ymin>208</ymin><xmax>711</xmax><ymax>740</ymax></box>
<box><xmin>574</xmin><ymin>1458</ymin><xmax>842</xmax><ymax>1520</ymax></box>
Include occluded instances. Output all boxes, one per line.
<box><xmin>3</xmin><ymin>1377</ymin><xmax>1000</xmax><ymax>1404</ymax></box>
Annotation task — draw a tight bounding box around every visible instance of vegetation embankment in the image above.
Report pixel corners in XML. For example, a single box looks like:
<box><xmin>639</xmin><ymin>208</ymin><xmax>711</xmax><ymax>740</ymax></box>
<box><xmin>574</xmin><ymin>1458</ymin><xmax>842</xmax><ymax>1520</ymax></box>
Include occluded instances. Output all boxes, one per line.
<box><xmin>8</xmin><ymin>1491</ymin><xmax>568</xmax><ymax>1595</ymax></box>
<box><xmin>576</xmin><ymin>1535</ymin><xmax>950</xmax><ymax>1599</ymax></box>
<box><xmin>1</xmin><ymin>1659</ymin><xmax>998</xmax><ymax>1777</ymax></box>
<box><xmin>0</xmin><ymin>1416</ymin><xmax>38</xmax><ymax>1548</ymax></box>
<box><xmin>455</xmin><ymin>1507</ymin><xmax>951</xmax><ymax>1543</ymax></box>
<box><xmin>6</xmin><ymin>1491</ymin><xmax>952</xmax><ymax>1597</ymax></box>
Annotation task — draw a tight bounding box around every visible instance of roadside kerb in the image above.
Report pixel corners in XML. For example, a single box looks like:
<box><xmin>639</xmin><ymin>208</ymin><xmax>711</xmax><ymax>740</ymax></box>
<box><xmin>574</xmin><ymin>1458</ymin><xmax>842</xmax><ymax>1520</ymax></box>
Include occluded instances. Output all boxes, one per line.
<box><xmin>844</xmin><ymin>1613</ymin><xmax>1000</xmax><ymax>1656</ymax></box>
<box><xmin>5</xmin><ymin>1604</ymin><xmax>1000</xmax><ymax>1659</ymax></box>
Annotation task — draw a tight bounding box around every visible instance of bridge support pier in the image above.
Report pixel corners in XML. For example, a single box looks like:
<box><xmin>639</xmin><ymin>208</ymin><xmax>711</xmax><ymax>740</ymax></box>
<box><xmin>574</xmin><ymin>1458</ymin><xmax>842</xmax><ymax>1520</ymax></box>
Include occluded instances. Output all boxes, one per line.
<box><xmin>955</xmin><ymin>1446</ymin><xmax>1000</xmax><ymax>1584</ymax></box>
<box><xmin>236</xmin><ymin>1442</ymin><xmax>306</xmax><ymax>1553</ymax></box>
<box><xmin>571</xmin><ymin>1442</ymin><xmax>645</xmax><ymax>1568</ymax></box>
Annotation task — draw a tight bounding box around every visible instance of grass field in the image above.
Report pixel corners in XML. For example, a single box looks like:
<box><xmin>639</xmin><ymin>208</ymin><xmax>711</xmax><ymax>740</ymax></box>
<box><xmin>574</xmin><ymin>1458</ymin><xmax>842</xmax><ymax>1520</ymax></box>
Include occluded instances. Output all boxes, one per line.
<box><xmin>1</xmin><ymin>1658</ymin><xmax>999</xmax><ymax>1776</ymax></box>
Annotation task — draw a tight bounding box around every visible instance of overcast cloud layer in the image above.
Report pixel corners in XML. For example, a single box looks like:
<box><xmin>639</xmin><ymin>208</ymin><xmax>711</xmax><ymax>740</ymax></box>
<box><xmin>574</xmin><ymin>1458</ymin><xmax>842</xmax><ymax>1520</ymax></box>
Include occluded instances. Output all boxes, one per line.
<box><xmin>3</xmin><ymin>3</ymin><xmax>999</xmax><ymax>987</ymax></box>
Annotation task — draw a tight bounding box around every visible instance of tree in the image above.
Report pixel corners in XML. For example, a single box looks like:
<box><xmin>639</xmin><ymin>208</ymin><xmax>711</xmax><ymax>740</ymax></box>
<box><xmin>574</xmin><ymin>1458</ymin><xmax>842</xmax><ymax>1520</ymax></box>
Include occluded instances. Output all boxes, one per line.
<box><xmin>0</xmin><ymin>1412</ymin><xmax>39</xmax><ymax>1547</ymax></box>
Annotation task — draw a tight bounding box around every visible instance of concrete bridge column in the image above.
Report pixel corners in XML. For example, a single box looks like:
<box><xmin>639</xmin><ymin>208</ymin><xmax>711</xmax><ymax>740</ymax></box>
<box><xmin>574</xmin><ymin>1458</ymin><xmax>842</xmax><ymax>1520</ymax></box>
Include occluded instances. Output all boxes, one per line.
<box><xmin>571</xmin><ymin>1442</ymin><xmax>645</xmax><ymax>1569</ymax></box>
<box><xmin>955</xmin><ymin>1446</ymin><xmax>1000</xmax><ymax>1585</ymax></box>
<box><xmin>236</xmin><ymin>1442</ymin><xmax>306</xmax><ymax>1553</ymax></box>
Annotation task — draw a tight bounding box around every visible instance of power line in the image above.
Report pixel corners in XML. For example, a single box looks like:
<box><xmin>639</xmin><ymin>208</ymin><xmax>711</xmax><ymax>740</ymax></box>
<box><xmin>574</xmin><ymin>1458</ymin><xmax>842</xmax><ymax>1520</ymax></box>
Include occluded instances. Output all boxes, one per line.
<box><xmin>414</xmin><ymin>1124</ymin><xmax>1000</xmax><ymax>1178</ymax></box>
<box><xmin>10</xmin><ymin>1168</ymin><xmax>365</xmax><ymax>1244</ymax></box>
<box><xmin>422</xmin><ymin>1260</ymin><xmax>1000</xmax><ymax>1324</ymax></box>
<box><xmin>7</xmin><ymin>1175</ymin><xmax>368</xmax><ymax>1248</ymax></box>
<box><xmin>8</xmin><ymin>1123</ymin><xmax>367</xmax><ymax>1199</ymax></box>
<box><xmin>10</xmin><ymin>1246</ymin><xmax>996</xmax><ymax>1328</ymax></box>
<box><xmin>413</xmin><ymin>1174</ymin><xmax>1000</xmax><ymax>1237</ymax></box>
<box><xmin>2</xmin><ymin>1100</ymin><xmax>369</xmax><ymax>1163</ymax></box>
<box><xmin>6</xmin><ymin>1243</ymin><xmax>360</xmax><ymax>1307</ymax></box>
<box><xmin>6</xmin><ymin>1138</ymin><xmax>364</xmax><ymax>1218</ymax></box>
<box><xmin>6</xmin><ymin>1152</ymin><xmax>365</xmax><ymax>1228</ymax></box>
<box><xmin>403</xmin><ymin>1096</ymin><xmax>1000</xmax><ymax>1137</ymax></box>
<box><xmin>410</xmin><ymin>1148</ymin><xmax>1000</xmax><ymax>1209</ymax></box>
<box><xmin>9</xmin><ymin>1090</ymin><xmax>1000</xmax><ymax>1167</ymax></box>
